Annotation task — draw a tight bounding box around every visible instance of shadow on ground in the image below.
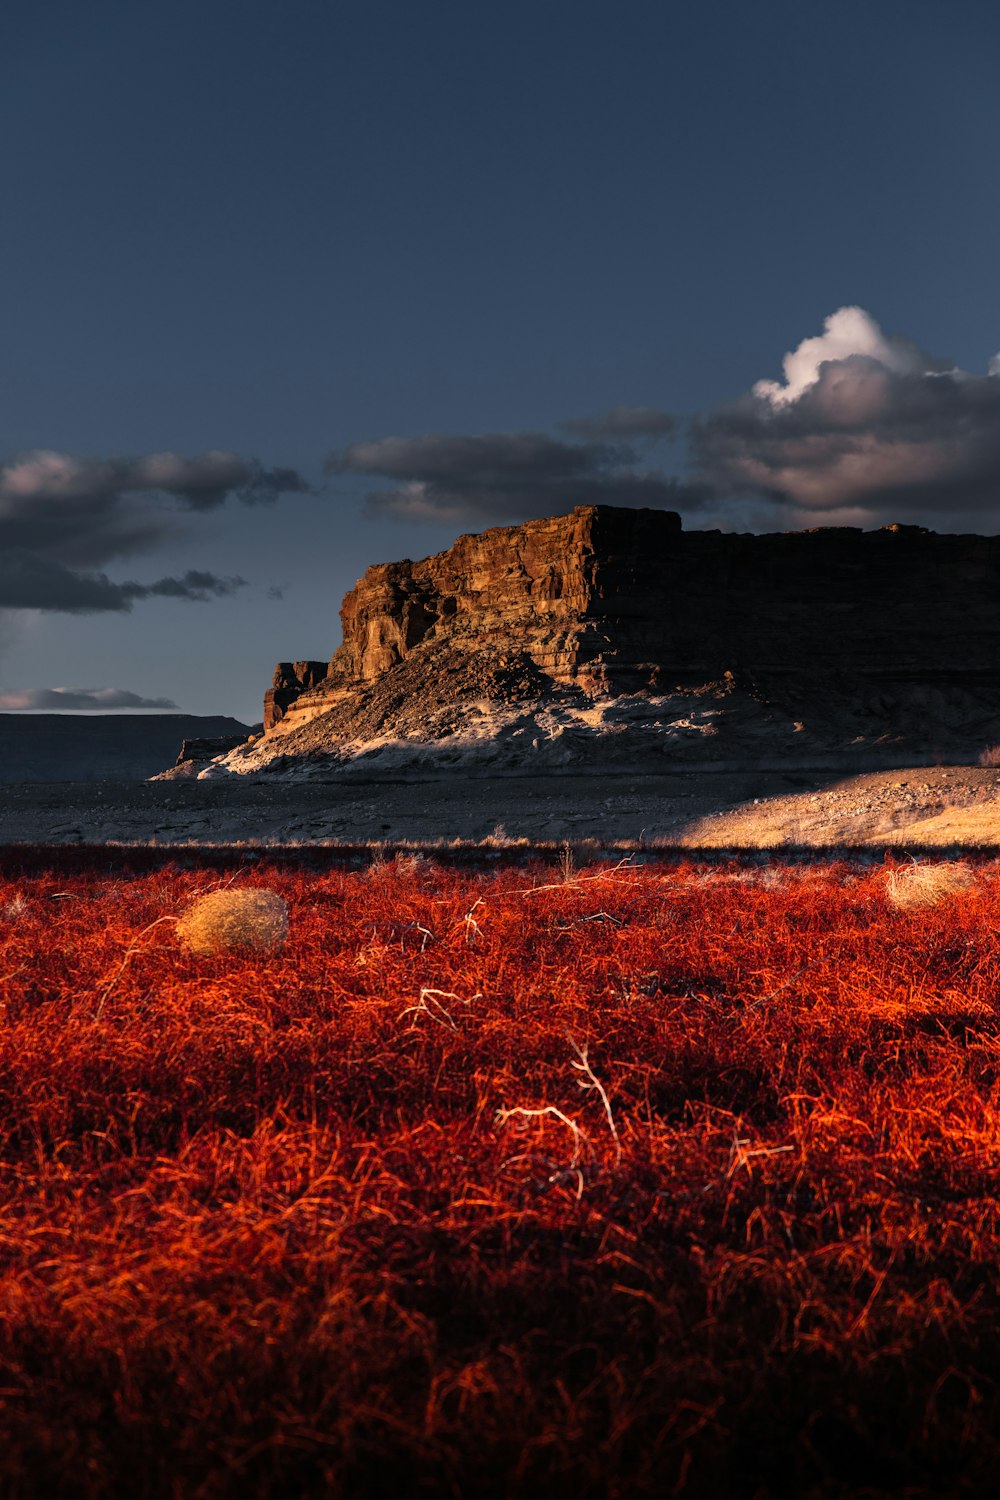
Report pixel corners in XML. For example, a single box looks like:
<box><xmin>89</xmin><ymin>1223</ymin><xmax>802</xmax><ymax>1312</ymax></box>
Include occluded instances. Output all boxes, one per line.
<box><xmin>2</xmin><ymin>761</ymin><xmax>999</xmax><ymax>849</ymax></box>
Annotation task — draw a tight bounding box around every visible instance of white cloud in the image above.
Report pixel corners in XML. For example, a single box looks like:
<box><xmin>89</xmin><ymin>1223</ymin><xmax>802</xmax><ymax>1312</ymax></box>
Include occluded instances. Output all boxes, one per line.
<box><xmin>693</xmin><ymin>307</ymin><xmax>1000</xmax><ymax>524</ymax></box>
<box><xmin>752</xmin><ymin>306</ymin><xmax>930</xmax><ymax>409</ymax></box>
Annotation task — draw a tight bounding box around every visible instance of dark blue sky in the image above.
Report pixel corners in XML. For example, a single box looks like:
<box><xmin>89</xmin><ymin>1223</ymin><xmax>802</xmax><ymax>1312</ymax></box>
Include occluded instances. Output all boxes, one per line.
<box><xmin>2</xmin><ymin>0</ymin><xmax>999</xmax><ymax>719</ymax></box>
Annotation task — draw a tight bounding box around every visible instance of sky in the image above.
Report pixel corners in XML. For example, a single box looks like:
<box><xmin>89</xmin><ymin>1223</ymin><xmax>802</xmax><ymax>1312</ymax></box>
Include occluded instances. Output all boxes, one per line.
<box><xmin>2</xmin><ymin>0</ymin><xmax>999</xmax><ymax>722</ymax></box>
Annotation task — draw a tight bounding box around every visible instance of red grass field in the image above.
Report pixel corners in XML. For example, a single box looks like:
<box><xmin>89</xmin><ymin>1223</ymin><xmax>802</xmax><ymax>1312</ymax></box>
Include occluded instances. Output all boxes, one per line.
<box><xmin>1</xmin><ymin>849</ymin><xmax>999</xmax><ymax>1499</ymax></box>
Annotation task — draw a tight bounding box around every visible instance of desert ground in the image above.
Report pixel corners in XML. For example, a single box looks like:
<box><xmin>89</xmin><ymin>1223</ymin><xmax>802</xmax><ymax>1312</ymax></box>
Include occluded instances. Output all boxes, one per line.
<box><xmin>3</xmin><ymin>764</ymin><xmax>1000</xmax><ymax>848</ymax></box>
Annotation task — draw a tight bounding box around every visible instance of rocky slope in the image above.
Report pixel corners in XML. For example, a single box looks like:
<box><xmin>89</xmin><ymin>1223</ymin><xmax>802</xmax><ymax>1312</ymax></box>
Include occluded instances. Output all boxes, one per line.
<box><xmin>200</xmin><ymin>505</ymin><xmax>1000</xmax><ymax>780</ymax></box>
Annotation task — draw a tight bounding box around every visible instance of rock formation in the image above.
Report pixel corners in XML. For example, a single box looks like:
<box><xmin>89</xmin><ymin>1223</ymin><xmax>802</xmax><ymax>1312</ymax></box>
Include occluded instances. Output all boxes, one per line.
<box><xmin>200</xmin><ymin>506</ymin><xmax>1000</xmax><ymax>779</ymax></box>
<box><xmin>163</xmin><ymin>730</ymin><xmax>260</xmax><ymax>778</ymax></box>
<box><xmin>264</xmin><ymin>662</ymin><xmax>329</xmax><ymax>731</ymax></box>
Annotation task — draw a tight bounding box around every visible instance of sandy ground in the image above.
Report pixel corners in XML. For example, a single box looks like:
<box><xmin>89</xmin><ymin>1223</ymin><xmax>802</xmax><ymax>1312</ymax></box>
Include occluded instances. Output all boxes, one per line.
<box><xmin>678</xmin><ymin>766</ymin><xmax>1000</xmax><ymax>847</ymax></box>
<box><xmin>3</xmin><ymin>765</ymin><xmax>1000</xmax><ymax>848</ymax></box>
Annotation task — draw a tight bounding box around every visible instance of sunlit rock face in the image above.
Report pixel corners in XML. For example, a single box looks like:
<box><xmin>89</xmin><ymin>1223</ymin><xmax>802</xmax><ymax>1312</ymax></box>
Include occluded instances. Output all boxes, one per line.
<box><xmin>208</xmin><ymin>505</ymin><xmax>1000</xmax><ymax>778</ymax></box>
<box><xmin>334</xmin><ymin>505</ymin><xmax>684</xmax><ymax>690</ymax></box>
<box><xmin>264</xmin><ymin>661</ymin><xmax>329</xmax><ymax>732</ymax></box>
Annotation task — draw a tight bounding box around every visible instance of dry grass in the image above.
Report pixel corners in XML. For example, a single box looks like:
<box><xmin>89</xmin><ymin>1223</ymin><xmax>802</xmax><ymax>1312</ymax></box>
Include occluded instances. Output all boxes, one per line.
<box><xmin>884</xmin><ymin>858</ymin><xmax>976</xmax><ymax>910</ymax></box>
<box><xmin>175</xmin><ymin>887</ymin><xmax>289</xmax><ymax>954</ymax></box>
<box><xmin>1</xmin><ymin>850</ymin><xmax>999</xmax><ymax>1497</ymax></box>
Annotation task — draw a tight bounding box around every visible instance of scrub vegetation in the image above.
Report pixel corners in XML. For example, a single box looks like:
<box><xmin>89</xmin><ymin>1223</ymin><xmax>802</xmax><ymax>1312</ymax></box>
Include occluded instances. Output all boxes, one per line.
<box><xmin>175</xmin><ymin>887</ymin><xmax>290</xmax><ymax>955</ymax></box>
<box><xmin>1</xmin><ymin>850</ymin><xmax>998</xmax><ymax>1498</ymax></box>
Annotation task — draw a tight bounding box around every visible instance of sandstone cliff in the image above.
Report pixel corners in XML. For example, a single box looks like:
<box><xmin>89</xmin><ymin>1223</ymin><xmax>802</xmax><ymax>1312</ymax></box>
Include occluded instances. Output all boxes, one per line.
<box><xmin>205</xmin><ymin>506</ymin><xmax>1000</xmax><ymax>778</ymax></box>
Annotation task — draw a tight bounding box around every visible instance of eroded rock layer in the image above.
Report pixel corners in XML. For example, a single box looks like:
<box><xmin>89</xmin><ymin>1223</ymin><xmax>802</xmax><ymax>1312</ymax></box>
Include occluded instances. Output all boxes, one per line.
<box><xmin>213</xmin><ymin>506</ymin><xmax>1000</xmax><ymax>777</ymax></box>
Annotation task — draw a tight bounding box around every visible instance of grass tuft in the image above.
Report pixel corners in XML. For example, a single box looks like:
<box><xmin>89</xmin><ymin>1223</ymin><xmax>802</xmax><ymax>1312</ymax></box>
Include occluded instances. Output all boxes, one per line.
<box><xmin>884</xmin><ymin>859</ymin><xmax>976</xmax><ymax>909</ymax></box>
<box><xmin>175</xmin><ymin>887</ymin><xmax>289</xmax><ymax>954</ymax></box>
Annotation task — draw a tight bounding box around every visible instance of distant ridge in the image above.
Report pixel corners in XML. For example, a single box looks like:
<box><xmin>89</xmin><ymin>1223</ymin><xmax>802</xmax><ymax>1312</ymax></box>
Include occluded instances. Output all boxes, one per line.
<box><xmin>0</xmin><ymin>714</ymin><xmax>252</xmax><ymax>784</ymax></box>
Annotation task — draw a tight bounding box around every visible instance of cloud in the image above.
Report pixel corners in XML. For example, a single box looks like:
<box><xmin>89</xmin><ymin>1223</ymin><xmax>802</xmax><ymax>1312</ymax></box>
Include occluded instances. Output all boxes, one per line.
<box><xmin>691</xmin><ymin>306</ymin><xmax>1000</xmax><ymax>523</ymax></box>
<box><xmin>0</xmin><ymin>449</ymin><xmax>309</xmax><ymax>566</ymax></box>
<box><xmin>328</xmin><ymin>430</ymin><xmax>701</xmax><ymax>523</ymax></box>
<box><xmin>750</xmin><ymin>306</ymin><xmax>945</xmax><ymax>408</ymax></box>
<box><xmin>0</xmin><ymin>551</ymin><xmax>246</xmax><ymax>613</ymax></box>
<box><xmin>236</xmin><ymin>464</ymin><xmax>312</xmax><ymax>507</ymax></box>
<box><xmin>0</xmin><ymin>447</ymin><xmax>306</xmax><ymax>613</ymax></box>
<box><xmin>133</xmin><ymin>570</ymin><xmax>247</xmax><ymax>602</ymax></box>
<box><xmin>560</xmin><ymin>405</ymin><xmax>675</xmax><ymax>441</ymax></box>
<box><xmin>0</xmin><ymin>686</ymin><xmax>179</xmax><ymax>711</ymax></box>
<box><xmin>0</xmin><ymin>449</ymin><xmax>309</xmax><ymax>518</ymax></box>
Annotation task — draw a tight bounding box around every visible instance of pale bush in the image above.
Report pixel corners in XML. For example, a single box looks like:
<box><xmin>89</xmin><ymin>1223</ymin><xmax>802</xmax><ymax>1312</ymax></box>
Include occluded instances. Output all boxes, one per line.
<box><xmin>885</xmin><ymin>861</ymin><xmax>975</xmax><ymax>911</ymax></box>
<box><xmin>979</xmin><ymin>745</ymin><xmax>1000</xmax><ymax>767</ymax></box>
<box><xmin>176</xmin><ymin>888</ymin><xmax>289</xmax><ymax>955</ymax></box>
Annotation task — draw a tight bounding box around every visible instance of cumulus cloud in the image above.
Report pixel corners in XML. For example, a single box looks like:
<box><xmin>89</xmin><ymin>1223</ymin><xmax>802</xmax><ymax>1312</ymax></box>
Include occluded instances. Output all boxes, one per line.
<box><xmin>0</xmin><ymin>446</ymin><xmax>305</xmax><ymax>613</ymax></box>
<box><xmin>560</xmin><ymin>405</ymin><xmax>675</xmax><ymax>441</ymax></box>
<box><xmin>691</xmin><ymin>306</ymin><xmax>1000</xmax><ymax>523</ymax></box>
<box><xmin>0</xmin><ymin>686</ymin><xmax>179</xmax><ymax>711</ymax></box>
<box><xmin>328</xmin><ymin>430</ymin><xmax>701</xmax><ymax>523</ymax></box>
<box><xmin>750</xmin><ymin>306</ymin><xmax>945</xmax><ymax>408</ymax></box>
<box><xmin>0</xmin><ymin>552</ymin><xmax>246</xmax><ymax>613</ymax></box>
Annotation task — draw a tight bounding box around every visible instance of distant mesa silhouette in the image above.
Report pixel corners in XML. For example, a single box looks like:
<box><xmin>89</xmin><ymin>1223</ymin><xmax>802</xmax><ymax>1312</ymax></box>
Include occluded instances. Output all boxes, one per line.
<box><xmin>0</xmin><ymin>714</ymin><xmax>254</xmax><ymax>784</ymax></box>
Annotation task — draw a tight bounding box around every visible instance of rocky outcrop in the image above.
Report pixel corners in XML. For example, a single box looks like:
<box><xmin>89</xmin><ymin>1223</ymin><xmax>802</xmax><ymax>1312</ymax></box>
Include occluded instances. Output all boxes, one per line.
<box><xmin>201</xmin><ymin>506</ymin><xmax>1000</xmax><ymax>779</ymax></box>
<box><xmin>331</xmin><ymin>506</ymin><xmax>682</xmax><ymax>687</ymax></box>
<box><xmin>163</xmin><ymin>731</ymin><xmax>256</xmax><ymax>778</ymax></box>
<box><xmin>264</xmin><ymin>661</ymin><xmax>328</xmax><ymax>730</ymax></box>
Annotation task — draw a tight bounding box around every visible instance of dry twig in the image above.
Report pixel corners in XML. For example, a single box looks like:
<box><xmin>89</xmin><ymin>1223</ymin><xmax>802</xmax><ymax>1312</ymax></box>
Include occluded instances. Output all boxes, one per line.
<box><xmin>398</xmin><ymin>988</ymin><xmax>480</xmax><ymax>1032</ymax></box>
<box><xmin>94</xmin><ymin>915</ymin><xmax>178</xmax><ymax>1020</ymax></box>
<box><xmin>495</xmin><ymin>1105</ymin><xmax>589</xmax><ymax>1197</ymax></box>
<box><xmin>522</xmin><ymin>855</ymin><xmax>636</xmax><ymax>897</ymax></box>
<box><xmin>568</xmin><ymin>1038</ymin><xmax>622</xmax><ymax>1166</ymax></box>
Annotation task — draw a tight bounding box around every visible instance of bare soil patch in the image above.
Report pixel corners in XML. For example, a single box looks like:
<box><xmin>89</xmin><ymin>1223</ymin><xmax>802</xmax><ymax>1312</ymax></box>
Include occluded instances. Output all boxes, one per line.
<box><xmin>3</xmin><ymin>765</ymin><xmax>1000</xmax><ymax>849</ymax></box>
<box><xmin>679</xmin><ymin>767</ymin><xmax>1000</xmax><ymax>847</ymax></box>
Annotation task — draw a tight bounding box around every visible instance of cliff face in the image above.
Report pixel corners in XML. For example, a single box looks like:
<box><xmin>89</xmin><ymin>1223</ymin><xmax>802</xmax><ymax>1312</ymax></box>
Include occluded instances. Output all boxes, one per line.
<box><xmin>220</xmin><ymin>505</ymin><xmax>1000</xmax><ymax>777</ymax></box>
<box><xmin>330</xmin><ymin>506</ymin><xmax>683</xmax><ymax>686</ymax></box>
<box><xmin>264</xmin><ymin>661</ymin><xmax>329</xmax><ymax>732</ymax></box>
